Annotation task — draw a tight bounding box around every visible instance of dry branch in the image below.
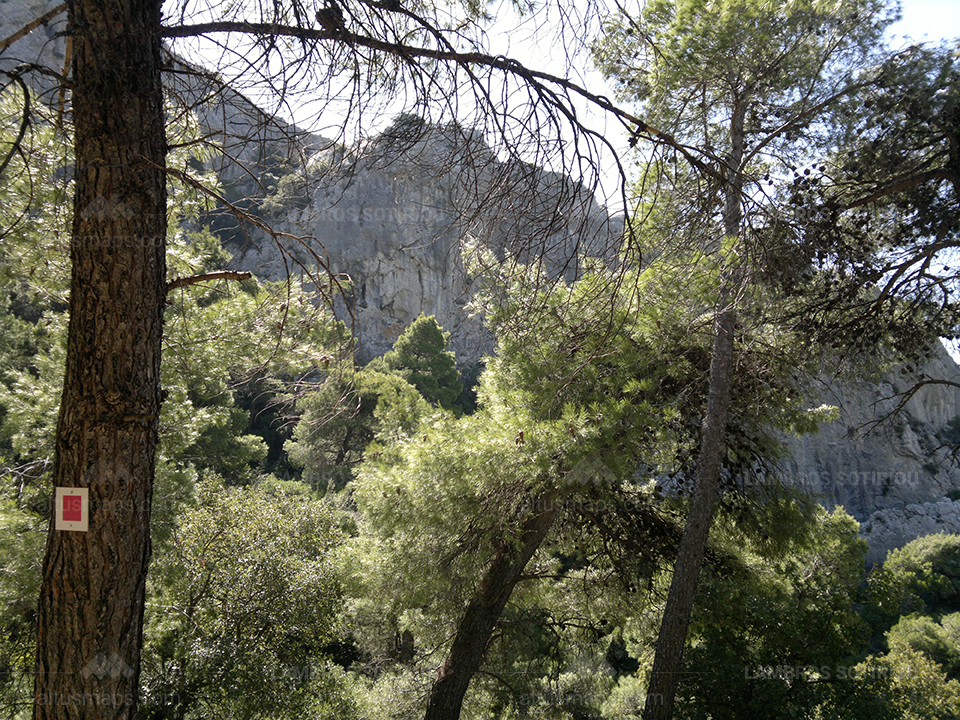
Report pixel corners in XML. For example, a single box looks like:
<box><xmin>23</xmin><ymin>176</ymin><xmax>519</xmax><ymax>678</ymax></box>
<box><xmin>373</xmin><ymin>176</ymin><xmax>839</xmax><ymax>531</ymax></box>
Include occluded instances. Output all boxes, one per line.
<box><xmin>166</xmin><ymin>270</ymin><xmax>253</xmax><ymax>291</ymax></box>
<box><xmin>0</xmin><ymin>2</ymin><xmax>67</xmax><ymax>55</ymax></box>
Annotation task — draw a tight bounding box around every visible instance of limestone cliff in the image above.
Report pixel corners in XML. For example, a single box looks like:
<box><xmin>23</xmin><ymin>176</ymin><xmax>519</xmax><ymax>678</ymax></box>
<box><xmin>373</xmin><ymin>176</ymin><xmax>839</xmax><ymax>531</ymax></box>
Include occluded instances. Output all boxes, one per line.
<box><xmin>780</xmin><ymin>346</ymin><xmax>960</xmax><ymax>563</ymax></box>
<box><xmin>224</xmin><ymin>121</ymin><xmax>619</xmax><ymax>363</ymax></box>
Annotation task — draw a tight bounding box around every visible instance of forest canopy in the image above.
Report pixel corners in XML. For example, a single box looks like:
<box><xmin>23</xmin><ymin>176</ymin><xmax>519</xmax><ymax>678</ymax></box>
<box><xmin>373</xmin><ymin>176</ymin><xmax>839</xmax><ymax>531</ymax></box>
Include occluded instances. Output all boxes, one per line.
<box><xmin>1</xmin><ymin>0</ymin><xmax>959</xmax><ymax>719</ymax></box>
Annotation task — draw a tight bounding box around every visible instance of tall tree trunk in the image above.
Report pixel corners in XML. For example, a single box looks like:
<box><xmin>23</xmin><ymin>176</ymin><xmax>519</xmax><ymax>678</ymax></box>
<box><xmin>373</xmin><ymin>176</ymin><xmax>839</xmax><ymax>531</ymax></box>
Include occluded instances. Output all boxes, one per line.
<box><xmin>423</xmin><ymin>490</ymin><xmax>562</xmax><ymax>720</ymax></box>
<box><xmin>642</xmin><ymin>308</ymin><xmax>735</xmax><ymax>720</ymax></box>
<box><xmin>33</xmin><ymin>0</ymin><xmax>167</xmax><ymax>718</ymax></box>
<box><xmin>642</xmin><ymin>97</ymin><xmax>746</xmax><ymax>720</ymax></box>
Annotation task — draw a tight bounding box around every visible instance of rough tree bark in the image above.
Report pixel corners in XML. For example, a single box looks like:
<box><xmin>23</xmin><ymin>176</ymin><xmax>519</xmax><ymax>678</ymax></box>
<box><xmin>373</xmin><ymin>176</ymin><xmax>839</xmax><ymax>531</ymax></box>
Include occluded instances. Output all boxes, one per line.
<box><xmin>642</xmin><ymin>97</ymin><xmax>746</xmax><ymax>720</ymax></box>
<box><xmin>423</xmin><ymin>490</ymin><xmax>562</xmax><ymax>720</ymax></box>
<box><xmin>32</xmin><ymin>0</ymin><xmax>167</xmax><ymax>718</ymax></box>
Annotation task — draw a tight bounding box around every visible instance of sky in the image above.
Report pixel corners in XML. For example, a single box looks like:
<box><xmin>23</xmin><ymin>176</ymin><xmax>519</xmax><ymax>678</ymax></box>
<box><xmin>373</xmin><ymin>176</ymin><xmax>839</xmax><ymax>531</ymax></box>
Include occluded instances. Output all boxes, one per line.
<box><xmin>890</xmin><ymin>0</ymin><xmax>960</xmax><ymax>44</ymax></box>
<box><xmin>475</xmin><ymin>0</ymin><xmax>960</xmax><ymax>209</ymax></box>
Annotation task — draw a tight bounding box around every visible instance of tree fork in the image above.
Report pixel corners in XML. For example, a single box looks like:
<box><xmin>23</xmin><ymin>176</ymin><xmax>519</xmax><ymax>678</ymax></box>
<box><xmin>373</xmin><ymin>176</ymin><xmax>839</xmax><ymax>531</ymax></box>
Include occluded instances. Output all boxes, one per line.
<box><xmin>32</xmin><ymin>0</ymin><xmax>167</xmax><ymax>718</ymax></box>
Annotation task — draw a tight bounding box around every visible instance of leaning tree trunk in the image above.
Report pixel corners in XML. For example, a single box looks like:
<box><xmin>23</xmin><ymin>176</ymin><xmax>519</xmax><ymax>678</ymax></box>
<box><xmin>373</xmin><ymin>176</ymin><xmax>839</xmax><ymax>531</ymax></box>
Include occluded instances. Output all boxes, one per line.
<box><xmin>642</xmin><ymin>98</ymin><xmax>746</xmax><ymax>720</ymax></box>
<box><xmin>33</xmin><ymin>1</ymin><xmax>167</xmax><ymax>719</ymax></box>
<box><xmin>642</xmin><ymin>307</ymin><xmax>735</xmax><ymax>719</ymax></box>
<box><xmin>423</xmin><ymin>490</ymin><xmax>562</xmax><ymax>720</ymax></box>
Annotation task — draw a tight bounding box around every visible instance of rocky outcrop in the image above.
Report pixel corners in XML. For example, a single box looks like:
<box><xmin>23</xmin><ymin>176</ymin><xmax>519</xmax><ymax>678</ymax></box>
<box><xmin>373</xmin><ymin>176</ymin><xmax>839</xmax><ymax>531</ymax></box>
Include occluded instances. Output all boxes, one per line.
<box><xmin>780</xmin><ymin>345</ymin><xmax>960</xmax><ymax>563</ymax></box>
<box><xmin>860</xmin><ymin>499</ymin><xmax>960</xmax><ymax>564</ymax></box>
<box><xmin>224</xmin><ymin>121</ymin><xmax>619</xmax><ymax>363</ymax></box>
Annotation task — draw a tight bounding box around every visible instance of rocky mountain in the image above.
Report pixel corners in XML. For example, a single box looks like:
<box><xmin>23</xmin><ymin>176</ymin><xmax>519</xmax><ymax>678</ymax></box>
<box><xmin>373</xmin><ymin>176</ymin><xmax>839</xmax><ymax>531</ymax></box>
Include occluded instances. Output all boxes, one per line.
<box><xmin>781</xmin><ymin>347</ymin><xmax>960</xmax><ymax>562</ymax></box>
<box><xmin>1</xmin><ymin>4</ymin><xmax>614</xmax><ymax>364</ymax></box>
<box><xmin>224</xmin><ymin>119</ymin><xmax>618</xmax><ymax>363</ymax></box>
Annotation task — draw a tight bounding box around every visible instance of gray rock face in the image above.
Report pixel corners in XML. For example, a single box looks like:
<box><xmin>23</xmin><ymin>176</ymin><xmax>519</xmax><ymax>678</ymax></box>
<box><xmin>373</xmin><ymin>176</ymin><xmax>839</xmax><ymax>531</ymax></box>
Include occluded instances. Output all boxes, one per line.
<box><xmin>780</xmin><ymin>346</ymin><xmax>960</xmax><ymax>563</ymax></box>
<box><xmin>861</xmin><ymin>500</ymin><xmax>960</xmax><ymax>565</ymax></box>
<box><xmin>0</xmin><ymin>2</ymin><xmax>69</xmax><ymax>96</ymax></box>
<box><xmin>225</xmin><ymin>123</ymin><xmax>619</xmax><ymax>363</ymax></box>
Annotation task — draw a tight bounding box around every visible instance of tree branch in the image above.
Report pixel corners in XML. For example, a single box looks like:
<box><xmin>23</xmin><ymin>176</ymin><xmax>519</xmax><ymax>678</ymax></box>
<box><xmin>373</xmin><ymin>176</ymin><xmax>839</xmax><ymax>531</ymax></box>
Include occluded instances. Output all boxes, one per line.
<box><xmin>0</xmin><ymin>71</ymin><xmax>30</xmax><ymax>179</ymax></box>
<box><xmin>861</xmin><ymin>377</ymin><xmax>960</xmax><ymax>435</ymax></box>
<box><xmin>0</xmin><ymin>2</ymin><xmax>68</xmax><ymax>55</ymax></box>
<box><xmin>166</xmin><ymin>270</ymin><xmax>253</xmax><ymax>291</ymax></box>
<box><xmin>160</xmin><ymin>21</ymin><xmax>719</xmax><ymax>180</ymax></box>
<box><xmin>841</xmin><ymin>168</ymin><xmax>958</xmax><ymax>211</ymax></box>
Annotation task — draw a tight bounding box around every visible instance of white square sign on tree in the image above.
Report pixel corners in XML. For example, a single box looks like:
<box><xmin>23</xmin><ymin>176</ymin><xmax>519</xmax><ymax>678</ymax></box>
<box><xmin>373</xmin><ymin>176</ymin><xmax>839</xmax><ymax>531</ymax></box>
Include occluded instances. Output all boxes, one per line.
<box><xmin>55</xmin><ymin>487</ymin><xmax>88</xmax><ymax>532</ymax></box>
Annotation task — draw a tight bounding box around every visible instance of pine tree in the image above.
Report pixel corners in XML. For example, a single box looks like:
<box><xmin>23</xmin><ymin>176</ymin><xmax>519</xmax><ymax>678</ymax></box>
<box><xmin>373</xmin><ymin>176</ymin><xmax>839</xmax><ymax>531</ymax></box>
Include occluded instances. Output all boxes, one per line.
<box><xmin>593</xmin><ymin>1</ymin><xmax>897</xmax><ymax>716</ymax></box>
<box><xmin>382</xmin><ymin>314</ymin><xmax>463</xmax><ymax>412</ymax></box>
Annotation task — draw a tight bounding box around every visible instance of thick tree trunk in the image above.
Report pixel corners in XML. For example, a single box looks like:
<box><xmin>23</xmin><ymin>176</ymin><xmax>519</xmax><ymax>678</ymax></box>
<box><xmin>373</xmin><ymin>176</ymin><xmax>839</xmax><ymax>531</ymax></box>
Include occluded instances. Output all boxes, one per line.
<box><xmin>32</xmin><ymin>1</ymin><xmax>167</xmax><ymax>719</ymax></box>
<box><xmin>423</xmin><ymin>490</ymin><xmax>562</xmax><ymax>720</ymax></box>
<box><xmin>642</xmin><ymin>97</ymin><xmax>746</xmax><ymax>720</ymax></box>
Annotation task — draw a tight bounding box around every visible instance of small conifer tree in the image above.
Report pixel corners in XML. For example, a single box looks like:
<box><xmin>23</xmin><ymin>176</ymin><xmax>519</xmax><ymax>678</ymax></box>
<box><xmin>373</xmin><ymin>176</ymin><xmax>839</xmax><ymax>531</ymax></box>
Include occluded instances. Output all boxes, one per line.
<box><xmin>383</xmin><ymin>314</ymin><xmax>463</xmax><ymax>411</ymax></box>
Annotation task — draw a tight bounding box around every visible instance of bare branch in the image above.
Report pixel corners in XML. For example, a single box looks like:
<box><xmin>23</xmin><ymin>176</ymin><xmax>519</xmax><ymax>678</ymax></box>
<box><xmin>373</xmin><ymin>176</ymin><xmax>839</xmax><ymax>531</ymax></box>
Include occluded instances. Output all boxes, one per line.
<box><xmin>0</xmin><ymin>2</ymin><xmax>67</xmax><ymax>55</ymax></box>
<box><xmin>166</xmin><ymin>269</ymin><xmax>253</xmax><ymax>291</ymax></box>
<box><xmin>160</xmin><ymin>20</ymin><xmax>719</xmax><ymax>180</ymax></box>
<box><xmin>861</xmin><ymin>377</ymin><xmax>960</xmax><ymax>434</ymax></box>
<box><xmin>0</xmin><ymin>70</ymin><xmax>30</xmax><ymax>178</ymax></box>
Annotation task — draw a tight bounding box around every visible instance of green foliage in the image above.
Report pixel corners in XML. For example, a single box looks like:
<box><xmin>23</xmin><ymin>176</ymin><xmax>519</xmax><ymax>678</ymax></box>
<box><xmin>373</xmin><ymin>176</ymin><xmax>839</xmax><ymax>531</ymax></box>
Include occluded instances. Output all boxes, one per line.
<box><xmin>887</xmin><ymin>613</ymin><xmax>960</xmax><ymax>679</ymax></box>
<box><xmin>591</xmin><ymin>0</ymin><xmax>948</xmax><ymax>368</ymax></box>
<box><xmin>0</xmin><ymin>88</ymin><xmax>72</xmax><ymax>306</ymax></box>
<box><xmin>381</xmin><ymin>314</ymin><xmax>463</xmax><ymax>412</ymax></box>
<box><xmin>259</xmin><ymin>169</ymin><xmax>313</xmax><ymax>217</ymax></box>
<box><xmin>813</xmin><ymin>645</ymin><xmax>960</xmax><ymax>720</ymax></box>
<box><xmin>284</xmin><ymin>316</ymin><xmax>461</xmax><ymax>497</ymax></box>
<box><xmin>810</xmin><ymin>534</ymin><xmax>960</xmax><ymax>717</ymax></box>
<box><xmin>475</xmin><ymin>247</ymin><xmax>825</xmax><ymax>491</ymax></box>
<box><xmin>342</xmin><ymin>267</ymin><xmax>681</xmax><ymax>714</ymax></box>
<box><xmin>675</xmin><ymin>507</ymin><xmax>870</xmax><ymax>719</ymax></box>
<box><xmin>0</xmin><ymin>239</ymin><xmax>342</xmax><ymax>539</ymax></box>
<box><xmin>811</xmin><ymin>41</ymin><xmax>960</xmax><ymax>354</ymax></box>
<box><xmin>593</xmin><ymin>0</ymin><xmax>894</xmax><ymax>158</ymax></box>
<box><xmin>5</xmin><ymin>10</ymin><xmax>960</xmax><ymax>720</ymax></box>
<box><xmin>162</xmin><ymin>268</ymin><xmax>345</xmax><ymax>490</ymax></box>
<box><xmin>0</xmin><ymin>93</ymin><xmax>65</xmax><ymax>695</ymax></box>
<box><xmin>341</xmin><ymin>246</ymin><xmax>835</xmax><ymax>717</ymax></box>
<box><xmin>0</xmin><ymin>94</ymin><xmax>347</xmax><ymax>531</ymax></box>
<box><xmin>597</xmin><ymin>0</ymin><xmax>892</xmax><ymax>105</ymax></box>
<box><xmin>877</xmin><ymin>533</ymin><xmax>960</xmax><ymax>618</ymax></box>
<box><xmin>349</xmin><ymin>404</ymin><xmax>558</xmax><ymax>635</ymax></box>
<box><xmin>286</xmin><ymin>366</ymin><xmax>431</xmax><ymax>492</ymax></box>
<box><xmin>0</xmin><ymin>308</ymin><xmax>66</xmax><ymax>465</ymax></box>
<box><xmin>141</xmin><ymin>476</ymin><xmax>357</xmax><ymax>720</ymax></box>
<box><xmin>0</xmin><ymin>497</ymin><xmax>44</xmax><ymax>712</ymax></box>
<box><xmin>0</xmin><ymin>91</ymin><xmax>351</xmax><ymax>720</ymax></box>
